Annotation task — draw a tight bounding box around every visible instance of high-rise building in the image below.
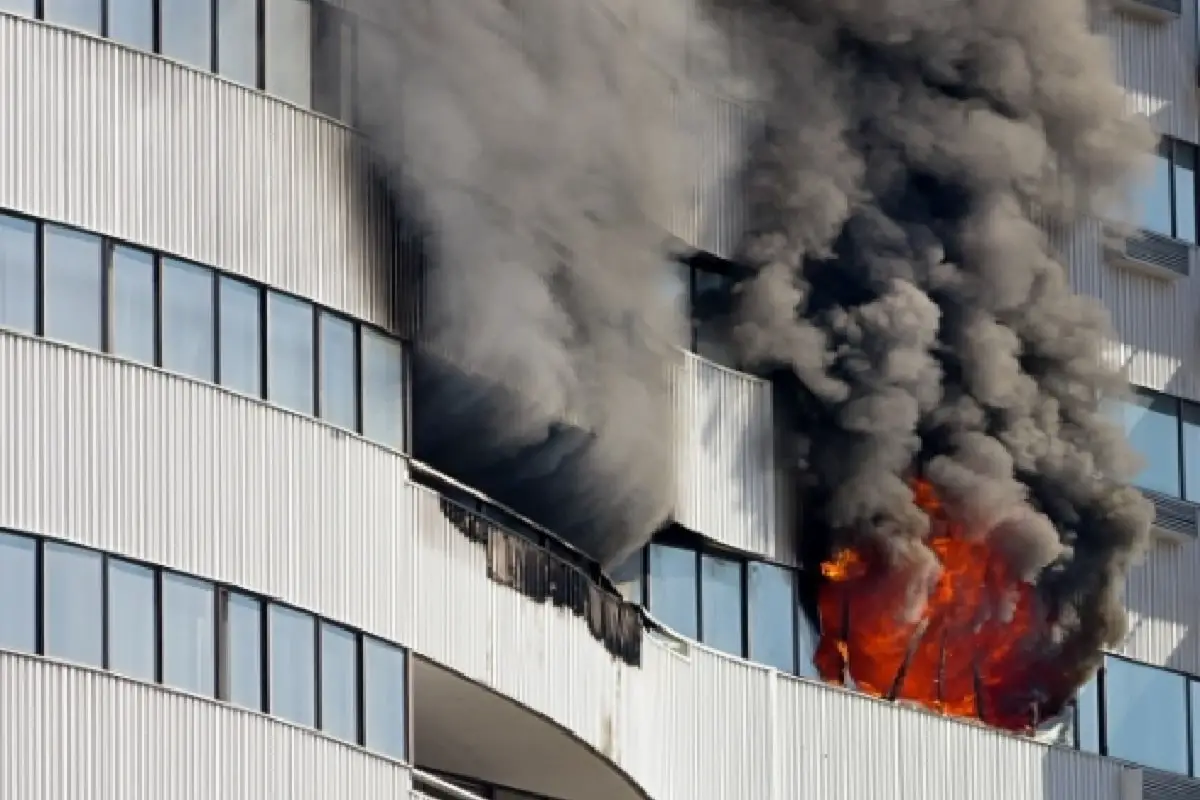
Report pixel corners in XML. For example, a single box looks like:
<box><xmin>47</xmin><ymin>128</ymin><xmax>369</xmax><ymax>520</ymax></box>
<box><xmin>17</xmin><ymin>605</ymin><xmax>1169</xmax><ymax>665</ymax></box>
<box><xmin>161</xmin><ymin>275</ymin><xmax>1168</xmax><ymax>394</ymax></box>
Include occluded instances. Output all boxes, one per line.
<box><xmin>0</xmin><ymin>1</ymin><xmax>1195</xmax><ymax>798</ymax></box>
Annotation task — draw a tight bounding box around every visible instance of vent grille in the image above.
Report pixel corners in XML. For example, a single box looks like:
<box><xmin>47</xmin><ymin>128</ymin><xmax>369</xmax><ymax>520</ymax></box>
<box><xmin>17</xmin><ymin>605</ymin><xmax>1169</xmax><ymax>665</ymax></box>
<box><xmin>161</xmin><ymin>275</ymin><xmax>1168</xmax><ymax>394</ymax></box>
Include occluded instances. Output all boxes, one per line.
<box><xmin>1144</xmin><ymin>768</ymin><xmax>1200</xmax><ymax>800</ymax></box>
<box><xmin>1106</xmin><ymin>229</ymin><xmax>1191</xmax><ymax>278</ymax></box>
<box><xmin>1113</xmin><ymin>0</ymin><xmax>1183</xmax><ymax>19</ymax></box>
<box><xmin>1145</xmin><ymin>489</ymin><xmax>1200</xmax><ymax>539</ymax></box>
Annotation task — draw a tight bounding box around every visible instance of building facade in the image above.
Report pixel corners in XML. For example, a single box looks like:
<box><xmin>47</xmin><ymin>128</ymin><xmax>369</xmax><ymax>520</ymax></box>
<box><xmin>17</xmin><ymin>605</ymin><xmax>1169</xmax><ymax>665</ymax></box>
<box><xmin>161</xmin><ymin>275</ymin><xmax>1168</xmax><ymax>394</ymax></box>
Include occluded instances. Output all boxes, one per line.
<box><xmin>0</xmin><ymin>1</ymin><xmax>1194</xmax><ymax>798</ymax></box>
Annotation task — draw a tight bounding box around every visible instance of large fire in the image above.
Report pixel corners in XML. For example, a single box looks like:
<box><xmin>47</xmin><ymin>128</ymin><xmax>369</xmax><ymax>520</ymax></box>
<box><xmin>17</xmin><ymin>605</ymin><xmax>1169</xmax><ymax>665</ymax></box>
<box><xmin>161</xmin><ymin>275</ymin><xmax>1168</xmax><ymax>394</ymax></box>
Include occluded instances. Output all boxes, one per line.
<box><xmin>813</xmin><ymin>479</ymin><xmax>1072</xmax><ymax>732</ymax></box>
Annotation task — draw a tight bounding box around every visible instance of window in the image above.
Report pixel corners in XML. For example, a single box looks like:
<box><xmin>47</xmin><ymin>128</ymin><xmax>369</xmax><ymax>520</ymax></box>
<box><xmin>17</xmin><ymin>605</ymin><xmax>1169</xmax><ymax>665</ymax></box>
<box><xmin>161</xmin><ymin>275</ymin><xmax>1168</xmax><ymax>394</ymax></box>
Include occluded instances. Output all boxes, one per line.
<box><xmin>162</xmin><ymin>573</ymin><xmax>216</xmax><ymax>696</ymax></box>
<box><xmin>609</xmin><ymin>549</ymin><xmax>644</xmax><ymax>605</ymax></box>
<box><xmin>748</xmin><ymin>561</ymin><xmax>795</xmax><ymax>673</ymax></box>
<box><xmin>217</xmin><ymin>0</ymin><xmax>259</xmax><ymax>87</ymax></box>
<box><xmin>648</xmin><ymin>544</ymin><xmax>697</xmax><ymax>639</ymax></box>
<box><xmin>0</xmin><ymin>0</ymin><xmax>35</xmax><ymax>15</ymax></box>
<box><xmin>692</xmin><ymin>269</ymin><xmax>737</xmax><ymax>366</ymax></box>
<box><xmin>268</xmin><ymin>604</ymin><xmax>316</xmax><ymax>726</ymax></box>
<box><xmin>362</xmin><ymin>327</ymin><xmax>406</xmax><ymax>449</ymax></box>
<box><xmin>106</xmin><ymin>559</ymin><xmax>156</xmax><ymax>681</ymax></box>
<box><xmin>1103</xmin><ymin>655</ymin><xmax>1188</xmax><ymax>773</ymax></box>
<box><xmin>0</xmin><ymin>214</ymin><xmax>37</xmax><ymax>334</ymax></box>
<box><xmin>1116</xmin><ymin>392</ymin><xmax>1181</xmax><ymax>497</ymax></box>
<box><xmin>111</xmin><ymin>245</ymin><xmax>156</xmax><ymax>364</ymax></box>
<box><xmin>267</xmin><ymin>291</ymin><xmax>315</xmax><ymax>414</ymax></box>
<box><xmin>1175</xmin><ymin>143</ymin><xmax>1197</xmax><ymax>244</ymax></box>
<box><xmin>107</xmin><ymin>0</ymin><xmax>153</xmax><ymax>49</ymax></box>
<box><xmin>161</xmin><ymin>258</ymin><xmax>215</xmax><ymax>381</ymax></box>
<box><xmin>218</xmin><ymin>277</ymin><xmax>263</xmax><ymax>397</ymax></box>
<box><xmin>42</xmin><ymin>225</ymin><xmax>103</xmax><ymax>350</ymax></box>
<box><xmin>796</xmin><ymin>611</ymin><xmax>819</xmax><ymax>679</ymax></box>
<box><xmin>0</xmin><ymin>532</ymin><xmax>36</xmax><ymax>654</ymax></box>
<box><xmin>223</xmin><ymin>592</ymin><xmax>263</xmax><ymax>710</ymax></box>
<box><xmin>312</xmin><ymin>1</ymin><xmax>355</xmax><ymax>120</ymax></box>
<box><xmin>43</xmin><ymin>542</ymin><xmax>103</xmax><ymax>667</ymax></box>
<box><xmin>319</xmin><ymin>311</ymin><xmax>357</xmax><ymax>430</ymax></box>
<box><xmin>363</xmin><ymin>637</ymin><xmax>407</xmax><ymax>759</ymax></box>
<box><xmin>700</xmin><ymin>554</ymin><xmax>743</xmax><ymax>656</ymax></box>
<box><xmin>43</xmin><ymin>0</ymin><xmax>101</xmax><ymax>34</ymax></box>
<box><xmin>1076</xmin><ymin>671</ymin><xmax>1101</xmax><ymax>754</ymax></box>
<box><xmin>1133</xmin><ymin>138</ymin><xmax>1197</xmax><ymax>243</ymax></box>
<box><xmin>1180</xmin><ymin>401</ymin><xmax>1200</xmax><ymax>502</ymax></box>
<box><xmin>320</xmin><ymin>622</ymin><xmax>359</xmax><ymax>742</ymax></box>
<box><xmin>265</xmin><ymin>0</ymin><xmax>312</xmax><ymax>107</ymax></box>
<box><xmin>160</xmin><ymin>0</ymin><xmax>213</xmax><ymax>70</ymax></box>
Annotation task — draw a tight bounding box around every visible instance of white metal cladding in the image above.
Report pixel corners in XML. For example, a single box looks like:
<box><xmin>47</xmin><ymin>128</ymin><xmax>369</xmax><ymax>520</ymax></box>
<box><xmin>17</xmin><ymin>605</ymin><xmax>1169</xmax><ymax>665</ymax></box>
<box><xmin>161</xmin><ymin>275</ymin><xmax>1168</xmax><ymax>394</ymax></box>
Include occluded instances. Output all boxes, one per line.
<box><xmin>670</xmin><ymin>349</ymin><xmax>795</xmax><ymax>564</ymax></box>
<box><xmin>0</xmin><ymin>332</ymin><xmax>1138</xmax><ymax>800</ymax></box>
<box><xmin>0</xmin><ymin>13</ymin><xmax>420</xmax><ymax>338</ymax></box>
<box><xmin>1103</xmin><ymin>6</ymin><xmax>1199</xmax><ymax>144</ymax></box>
<box><xmin>1122</xmin><ymin>538</ymin><xmax>1200</xmax><ymax>674</ymax></box>
<box><xmin>0</xmin><ymin>651</ymin><xmax>414</xmax><ymax>799</ymax></box>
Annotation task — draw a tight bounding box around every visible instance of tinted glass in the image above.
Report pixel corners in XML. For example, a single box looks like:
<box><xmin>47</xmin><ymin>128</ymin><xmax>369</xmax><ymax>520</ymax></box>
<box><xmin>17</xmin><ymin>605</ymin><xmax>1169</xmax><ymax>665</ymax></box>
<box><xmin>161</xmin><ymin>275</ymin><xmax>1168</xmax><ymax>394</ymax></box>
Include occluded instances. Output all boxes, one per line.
<box><xmin>43</xmin><ymin>542</ymin><xmax>103</xmax><ymax>667</ymax></box>
<box><xmin>269</xmin><ymin>604</ymin><xmax>316</xmax><ymax>726</ymax></box>
<box><xmin>1174</xmin><ymin>142</ymin><xmax>1197</xmax><ymax>243</ymax></box>
<box><xmin>267</xmin><ymin>292</ymin><xmax>315</xmax><ymax>413</ymax></box>
<box><xmin>265</xmin><ymin>0</ymin><xmax>312</xmax><ymax>107</ymax></box>
<box><xmin>320</xmin><ymin>622</ymin><xmax>359</xmax><ymax>742</ymax></box>
<box><xmin>162</xmin><ymin>259</ymin><xmax>215</xmax><ymax>381</ymax></box>
<box><xmin>161</xmin><ymin>0</ymin><xmax>213</xmax><ymax>70</ymax></box>
<box><xmin>796</xmin><ymin>611</ymin><xmax>820</xmax><ymax>679</ymax></box>
<box><xmin>609</xmin><ymin>549</ymin><xmax>644</xmax><ymax>605</ymax></box>
<box><xmin>364</xmin><ymin>637</ymin><xmax>406</xmax><ymax>759</ymax></box>
<box><xmin>700</xmin><ymin>554</ymin><xmax>743</xmax><ymax>656</ymax></box>
<box><xmin>1182</xmin><ymin>402</ymin><xmax>1200</xmax><ymax>502</ymax></box>
<box><xmin>1076</xmin><ymin>672</ymin><xmax>1101</xmax><ymax>754</ymax></box>
<box><xmin>43</xmin><ymin>0</ymin><xmax>101</xmax><ymax>33</ymax></box>
<box><xmin>312</xmin><ymin>1</ymin><xmax>354</xmax><ymax>120</ymax></box>
<box><xmin>107</xmin><ymin>0</ymin><xmax>154</xmax><ymax>49</ymax></box>
<box><xmin>0</xmin><ymin>532</ymin><xmax>36</xmax><ymax>653</ymax></box>
<box><xmin>362</xmin><ymin>328</ymin><xmax>406</xmax><ymax>449</ymax></box>
<box><xmin>319</xmin><ymin>312</ymin><xmax>357</xmax><ymax>430</ymax></box>
<box><xmin>0</xmin><ymin>0</ymin><xmax>35</xmax><ymax>14</ymax></box>
<box><xmin>43</xmin><ymin>225</ymin><xmax>103</xmax><ymax>349</ymax></box>
<box><xmin>693</xmin><ymin>270</ymin><xmax>737</xmax><ymax>366</ymax></box>
<box><xmin>107</xmin><ymin>559</ymin><xmax>156</xmax><ymax>681</ymax></box>
<box><xmin>748</xmin><ymin>561</ymin><xmax>795</xmax><ymax>673</ymax></box>
<box><xmin>218</xmin><ymin>0</ymin><xmax>258</xmax><ymax>86</ymax></box>
<box><xmin>162</xmin><ymin>573</ymin><xmax>216</xmax><ymax>695</ymax></box>
<box><xmin>1136</xmin><ymin>143</ymin><xmax>1173</xmax><ymax>237</ymax></box>
<box><xmin>648</xmin><ymin>544</ymin><xmax>697</xmax><ymax>639</ymax></box>
<box><xmin>1104</xmin><ymin>656</ymin><xmax>1188</xmax><ymax>773</ymax></box>
<box><xmin>1117</xmin><ymin>393</ymin><xmax>1181</xmax><ymax>496</ymax></box>
<box><xmin>219</xmin><ymin>277</ymin><xmax>263</xmax><ymax>397</ymax></box>
<box><xmin>1190</xmin><ymin>681</ymin><xmax>1200</xmax><ymax>774</ymax></box>
<box><xmin>0</xmin><ymin>214</ymin><xmax>36</xmax><ymax>334</ymax></box>
<box><xmin>111</xmin><ymin>246</ymin><xmax>156</xmax><ymax>363</ymax></box>
<box><xmin>225</xmin><ymin>592</ymin><xmax>263</xmax><ymax>710</ymax></box>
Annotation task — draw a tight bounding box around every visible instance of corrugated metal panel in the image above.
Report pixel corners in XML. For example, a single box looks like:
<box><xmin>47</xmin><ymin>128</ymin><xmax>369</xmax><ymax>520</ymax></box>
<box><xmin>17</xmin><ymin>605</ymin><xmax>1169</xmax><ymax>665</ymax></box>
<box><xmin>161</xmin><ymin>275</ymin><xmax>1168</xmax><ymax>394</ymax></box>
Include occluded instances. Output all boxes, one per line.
<box><xmin>0</xmin><ymin>651</ymin><xmax>414</xmax><ymax>799</ymax></box>
<box><xmin>1144</xmin><ymin>768</ymin><xmax>1200</xmax><ymax>800</ymax></box>
<box><xmin>1122</xmin><ymin>539</ymin><xmax>1200</xmax><ymax>674</ymax></box>
<box><xmin>1104</xmin><ymin>7</ymin><xmax>1198</xmax><ymax>143</ymax></box>
<box><xmin>0</xmin><ymin>14</ymin><xmax>421</xmax><ymax>338</ymax></box>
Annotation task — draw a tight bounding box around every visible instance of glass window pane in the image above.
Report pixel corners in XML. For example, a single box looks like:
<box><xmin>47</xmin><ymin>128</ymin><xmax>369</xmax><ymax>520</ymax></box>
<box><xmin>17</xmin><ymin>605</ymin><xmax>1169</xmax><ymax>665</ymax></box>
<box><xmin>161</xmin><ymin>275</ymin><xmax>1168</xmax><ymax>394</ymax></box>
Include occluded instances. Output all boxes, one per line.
<box><xmin>225</xmin><ymin>592</ymin><xmax>263</xmax><ymax>710</ymax></box>
<box><xmin>43</xmin><ymin>225</ymin><xmax>103</xmax><ymax>350</ymax></box>
<box><xmin>0</xmin><ymin>214</ymin><xmax>36</xmax><ymax>334</ymax></box>
<box><xmin>319</xmin><ymin>312</ymin><xmax>357</xmax><ymax>430</ymax></box>
<box><xmin>362</xmin><ymin>328</ymin><xmax>406</xmax><ymax>449</ymax></box>
<box><xmin>0</xmin><ymin>532</ymin><xmax>36</xmax><ymax>654</ymax></box>
<box><xmin>269</xmin><ymin>604</ymin><xmax>316</xmax><ymax>726</ymax></box>
<box><xmin>162</xmin><ymin>574</ymin><xmax>216</xmax><ymax>696</ymax></box>
<box><xmin>1117</xmin><ymin>393</ymin><xmax>1181</xmax><ymax>497</ymax></box>
<box><xmin>609</xmin><ymin>549</ymin><xmax>644</xmax><ymax>605</ymax></box>
<box><xmin>217</xmin><ymin>0</ymin><xmax>258</xmax><ymax>86</ymax></box>
<box><xmin>111</xmin><ymin>246</ymin><xmax>156</xmax><ymax>363</ymax></box>
<box><xmin>44</xmin><ymin>0</ymin><xmax>101</xmax><ymax>33</ymax></box>
<box><xmin>0</xmin><ymin>0</ymin><xmax>35</xmax><ymax>16</ymax></box>
<box><xmin>43</xmin><ymin>542</ymin><xmax>103</xmax><ymax>667</ymax></box>
<box><xmin>219</xmin><ymin>277</ymin><xmax>263</xmax><ymax>397</ymax></box>
<box><xmin>748</xmin><ymin>562</ymin><xmax>795</xmax><ymax>673</ymax></box>
<box><xmin>796</xmin><ymin>608</ymin><xmax>820</xmax><ymax>679</ymax></box>
<box><xmin>161</xmin><ymin>0</ymin><xmax>213</xmax><ymax>70</ymax></box>
<box><xmin>701</xmin><ymin>554</ymin><xmax>743</xmax><ymax>656</ymax></box>
<box><xmin>1104</xmin><ymin>656</ymin><xmax>1188</xmax><ymax>773</ymax></box>
<box><xmin>320</xmin><ymin>622</ymin><xmax>359</xmax><ymax>742</ymax></box>
<box><xmin>107</xmin><ymin>559</ymin><xmax>156</xmax><ymax>681</ymax></box>
<box><xmin>363</xmin><ymin>637</ymin><xmax>406</xmax><ymax>759</ymax></box>
<box><xmin>312</xmin><ymin>1</ymin><xmax>354</xmax><ymax>121</ymax></box>
<box><xmin>265</xmin><ymin>0</ymin><xmax>312</xmax><ymax>107</ymax></box>
<box><xmin>267</xmin><ymin>292</ymin><xmax>315</xmax><ymax>414</ymax></box>
<box><xmin>1134</xmin><ymin>144</ymin><xmax>1173</xmax><ymax>237</ymax></box>
<box><xmin>162</xmin><ymin>258</ymin><xmax>215</xmax><ymax>382</ymax></box>
<box><xmin>1174</xmin><ymin>142</ymin><xmax>1196</xmax><ymax>243</ymax></box>
<box><xmin>1077</xmin><ymin>672</ymin><xmax>1101</xmax><ymax>754</ymax></box>
<box><xmin>1189</xmin><ymin>681</ymin><xmax>1200</xmax><ymax>774</ymax></box>
<box><xmin>107</xmin><ymin>0</ymin><xmax>153</xmax><ymax>49</ymax></box>
<box><xmin>648</xmin><ymin>544</ymin><xmax>697</xmax><ymax>639</ymax></box>
<box><xmin>1181</xmin><ymin>402</ymin><xmax>1200</xmax><ymax>502</ymax></box>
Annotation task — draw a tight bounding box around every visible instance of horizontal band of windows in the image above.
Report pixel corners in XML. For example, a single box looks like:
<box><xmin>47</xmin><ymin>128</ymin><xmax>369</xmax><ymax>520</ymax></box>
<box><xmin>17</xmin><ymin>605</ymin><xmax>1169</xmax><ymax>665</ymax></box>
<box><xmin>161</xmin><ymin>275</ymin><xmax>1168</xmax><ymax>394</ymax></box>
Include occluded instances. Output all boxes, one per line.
<box><xmin>0</xmin><ymin>527</ymin><xmax>409</xmax><ymax>761</ymax></box>
<box><xmin>1112</xmin><ymin>386</ymin><xmax>1200</xmax><ymax>503</ymax></box>
<box><xmin>0</xmin><ymin>209</ymin><xmax>409</xmax><ymax>452</ymax></box>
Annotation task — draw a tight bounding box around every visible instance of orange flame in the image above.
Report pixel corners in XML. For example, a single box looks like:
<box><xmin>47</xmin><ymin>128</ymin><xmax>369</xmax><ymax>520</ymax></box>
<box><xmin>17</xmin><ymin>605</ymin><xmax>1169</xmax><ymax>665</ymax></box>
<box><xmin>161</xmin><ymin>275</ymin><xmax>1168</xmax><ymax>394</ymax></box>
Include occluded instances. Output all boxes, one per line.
<box><xmin>814</xmin><ymin>479</ymin><xmax>1069</xmax><ymax>732</ymax></box>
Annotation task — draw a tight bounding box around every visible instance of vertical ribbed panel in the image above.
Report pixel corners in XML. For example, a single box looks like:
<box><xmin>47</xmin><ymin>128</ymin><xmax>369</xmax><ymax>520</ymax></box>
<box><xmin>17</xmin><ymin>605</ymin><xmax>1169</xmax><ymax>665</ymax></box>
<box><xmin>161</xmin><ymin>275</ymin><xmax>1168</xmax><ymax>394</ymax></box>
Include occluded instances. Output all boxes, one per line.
<box><xmin>1122</xmin><ymin>539</ymin><xmax>1200</xmax><ymax>674</ymax></box>
<box><xmin>0</xmin><ymin>652</ymin><xmax>414</xmax><ymax>799</ymax></box>
<box><xmin>1104</xmin><ymin>7</ymin><xmax>1198</xmax><ymax>143</ymax></box>
<box><xmin>0</xmin><ymin>14</ymin><xmax>420</xmax><ymax>337</ymax></box>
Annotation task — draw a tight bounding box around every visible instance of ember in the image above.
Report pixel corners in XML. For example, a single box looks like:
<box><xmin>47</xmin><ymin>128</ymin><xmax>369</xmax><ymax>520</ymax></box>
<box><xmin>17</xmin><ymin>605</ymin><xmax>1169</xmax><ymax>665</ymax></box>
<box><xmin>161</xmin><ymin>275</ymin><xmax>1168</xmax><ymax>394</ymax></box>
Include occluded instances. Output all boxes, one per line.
<box><xmin>814</xmin><ymin>479</ymin><xmax>1073</xmax><ymax>732</ymax></box>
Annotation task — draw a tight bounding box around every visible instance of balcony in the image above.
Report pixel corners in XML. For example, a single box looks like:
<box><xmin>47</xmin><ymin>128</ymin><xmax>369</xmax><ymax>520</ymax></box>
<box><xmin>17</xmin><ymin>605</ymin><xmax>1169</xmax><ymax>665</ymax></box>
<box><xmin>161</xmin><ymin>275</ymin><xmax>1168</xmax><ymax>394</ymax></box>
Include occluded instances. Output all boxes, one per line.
<box><xmin>1104</xmin><ymin>227</ymin><xmax>1191</xmax><ymax>280</ymax></box>
<box><xmin>1111</xmin><ymin>0</ymin><xmax>1183</xmax><ymax>22</ymax></box>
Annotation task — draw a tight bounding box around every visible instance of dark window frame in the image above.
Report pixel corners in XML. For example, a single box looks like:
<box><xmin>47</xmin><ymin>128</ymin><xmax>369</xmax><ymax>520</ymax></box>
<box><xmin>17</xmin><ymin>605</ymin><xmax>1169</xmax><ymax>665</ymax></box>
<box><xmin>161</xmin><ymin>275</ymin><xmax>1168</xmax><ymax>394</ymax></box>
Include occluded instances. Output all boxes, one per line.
<box><xmin>1147</xmin><ymin>136</ymin><xmax>1200</xmax><ymax>242</ymax></box>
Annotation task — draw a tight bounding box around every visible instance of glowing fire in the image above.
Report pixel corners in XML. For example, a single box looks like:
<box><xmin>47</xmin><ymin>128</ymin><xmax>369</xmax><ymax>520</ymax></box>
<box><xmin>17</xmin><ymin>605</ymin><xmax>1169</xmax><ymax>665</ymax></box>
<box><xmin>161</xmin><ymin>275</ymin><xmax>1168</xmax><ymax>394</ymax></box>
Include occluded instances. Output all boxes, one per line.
<box><xmin>814</xmin><ymin>479</ymin><xmax>1070</xmax><ymax>732</ymax></box>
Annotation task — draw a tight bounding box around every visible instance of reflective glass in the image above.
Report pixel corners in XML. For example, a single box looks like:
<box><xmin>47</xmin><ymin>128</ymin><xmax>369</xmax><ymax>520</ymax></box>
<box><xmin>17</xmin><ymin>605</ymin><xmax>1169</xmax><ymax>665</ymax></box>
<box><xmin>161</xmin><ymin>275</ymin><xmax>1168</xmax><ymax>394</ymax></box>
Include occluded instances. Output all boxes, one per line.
<box><xmin>1116</xmin><ymin>393</ymin><xmax>1181</xmax><ymax>497</ymax></box>
<box><xmin>269</xmin><ymin>604</ymin><xmax>316</xmax><ymax>726</ymax></box>
<box><xmin>43</xmin><ymin>542</ymin><xmax>103</xmax><ymax>667</ymax></box>
<box><xmin>700</xmin><ymin>554</ymin><xmax>743</xmax><ymax>656</ymax></box>
<box><xmin>225</xmin><ymin>592</ymin><xmax>263</xmax><ymax>710</ymax></box>
<box><xmin>107</xmin><ymin>559</ymin><xmax>156</xmax><ymax>681</ymax></box>
<box><xmin>0</xmin><ymin>214</ymin><xmax>36</xmax><ymax>334</ymax></box>
<box><xmin>0</xmin><ymin>532</ymin><xmax>36</xmax><ymax>654</ymax></box>
<box><xmin>319</xmin><ymin>312</ymin><xmax>357</xmax><ymax>430</ymax></box>
<box><xmin>265</xmin><ymin>0</ymin><xmax>312</xmax><ymax>107</ymax></box>
<box><xmin>1190</xmin><ymin>681</ymin><xmax>1200</xmax><ymax>774</ymax></box>
<box><xmin>1104</xmin><ymin>656</ymin><xmax>1188</xmax><ymax>773</ymax></box>
<box><xmin>312</xmin><ymin>1</ymin><xmax>354</xmax><ymax>121</ymax></box>
<box><xmin>748</xmin><ymin>562</ymin><xmax>795</xmax><ymax>673</ymax></box>
<box><xmin>267</xmin><ymin>292</ymin><xmax>315</xmax><ymax>414</ymax></box>
<box><xmin>107</xmin><ymin>0</ymin><xmax>153</xmax><ymax>49</ymax></box>
<box><xmin>218</xmin><ymin>0</ymin><xmax>258</xmax><ymax>87</ymax></box>
<box><xmin>161</xmin><ymin>0</ymin><xmax>213</xmax><ymax>70</ymax></box>
<box><xmin>1135</xmin><ymin>144</ymin><xmax>1173</xmax><ymax>237</ymax></box>
<box><xmin>1076</xmin><ymin>672</ymin><xmax>1101</xmax><ymax>754</ymax></box>
<box><xmin>362</xmin><ymin>328</ymin><xmax>406</xmax><ymax>449</ymax></box>
<box><xmin>219</xmin><ymin>277</ymin><xmax>263</xmax><ymax>397</ymax></box>
<box><xmin>44</xmin><ymin>0</ymin><xmax>101</xmax><ymax>33</ymax></box>
<box><xmin>1174</xmin><ymin>142</ymin><xmax>1197</xmax><ymax>243</ymax></box>
<box><xmin>796</xmin><ymin>611</ymin><xmax>820</xmax><ymax>679</ymax></box>
<box><xmin>1181</xmin><ymin>402</ymin><xmax>1200</xmax><ymax>502</ymax></box>
<box><xmin>320</xmin><ymin>622</ymin><xmax>359</xmax><ymax>742</ymax></box>
<box><xmin>609</xmin><ymin>549</ymin><xmax>644</xmax><ymax>605</ymax></box>
<box><xmin>43</xmin><ymin>225</ymin><xmax>103</xmax><ymax>350</ymax></box>
<box><xmin>111</xmin><ymin>246</ymin><xmax>156</xmax><ymax>364</ymax></box>
<box><xmin>162</xmin><ymin>573</ymin><xmax>216</xmax><ymax>696</ymax></box>
<box><xmin>364</xmin><ymin>637</ymin><xmax>406</xmax><ymax>759</ymax></box>
<box><xmin>648</xmin><ymin>544</ymin><xmax>697</xmax><ymax>639</ymax></box>
<box><xmin>0</xmin><ymin>0</ymin><xmax>35</xmax><ymax>14</ymax></box>
<box><xmin>162</xmin><ymin>258</ymin><xmax>215</xmax><ymax>381</ymax></box>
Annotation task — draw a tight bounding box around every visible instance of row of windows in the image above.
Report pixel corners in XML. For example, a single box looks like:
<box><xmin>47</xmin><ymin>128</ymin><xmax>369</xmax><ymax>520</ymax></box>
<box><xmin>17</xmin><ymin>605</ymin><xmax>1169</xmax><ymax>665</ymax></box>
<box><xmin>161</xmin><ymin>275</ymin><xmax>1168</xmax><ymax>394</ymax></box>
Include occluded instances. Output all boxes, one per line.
<box><xmin>0</xmin><ymin>529</ymin><xmax>409</xmax><ymax>759</ymax></box>
<box><xmin>0</xmin><ymin>211</ymin><xmax>407</xmax><ymax>450</ymax></box>
<box><xmin>1134</xmin><ymin>137</ymin><xmax>1198</xmax><ymax>244</ymax></box>
<box><xmin>1114</xmin><ymin>387</ymin><xmax>1200</xmax><ymax>502</ymax></box>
